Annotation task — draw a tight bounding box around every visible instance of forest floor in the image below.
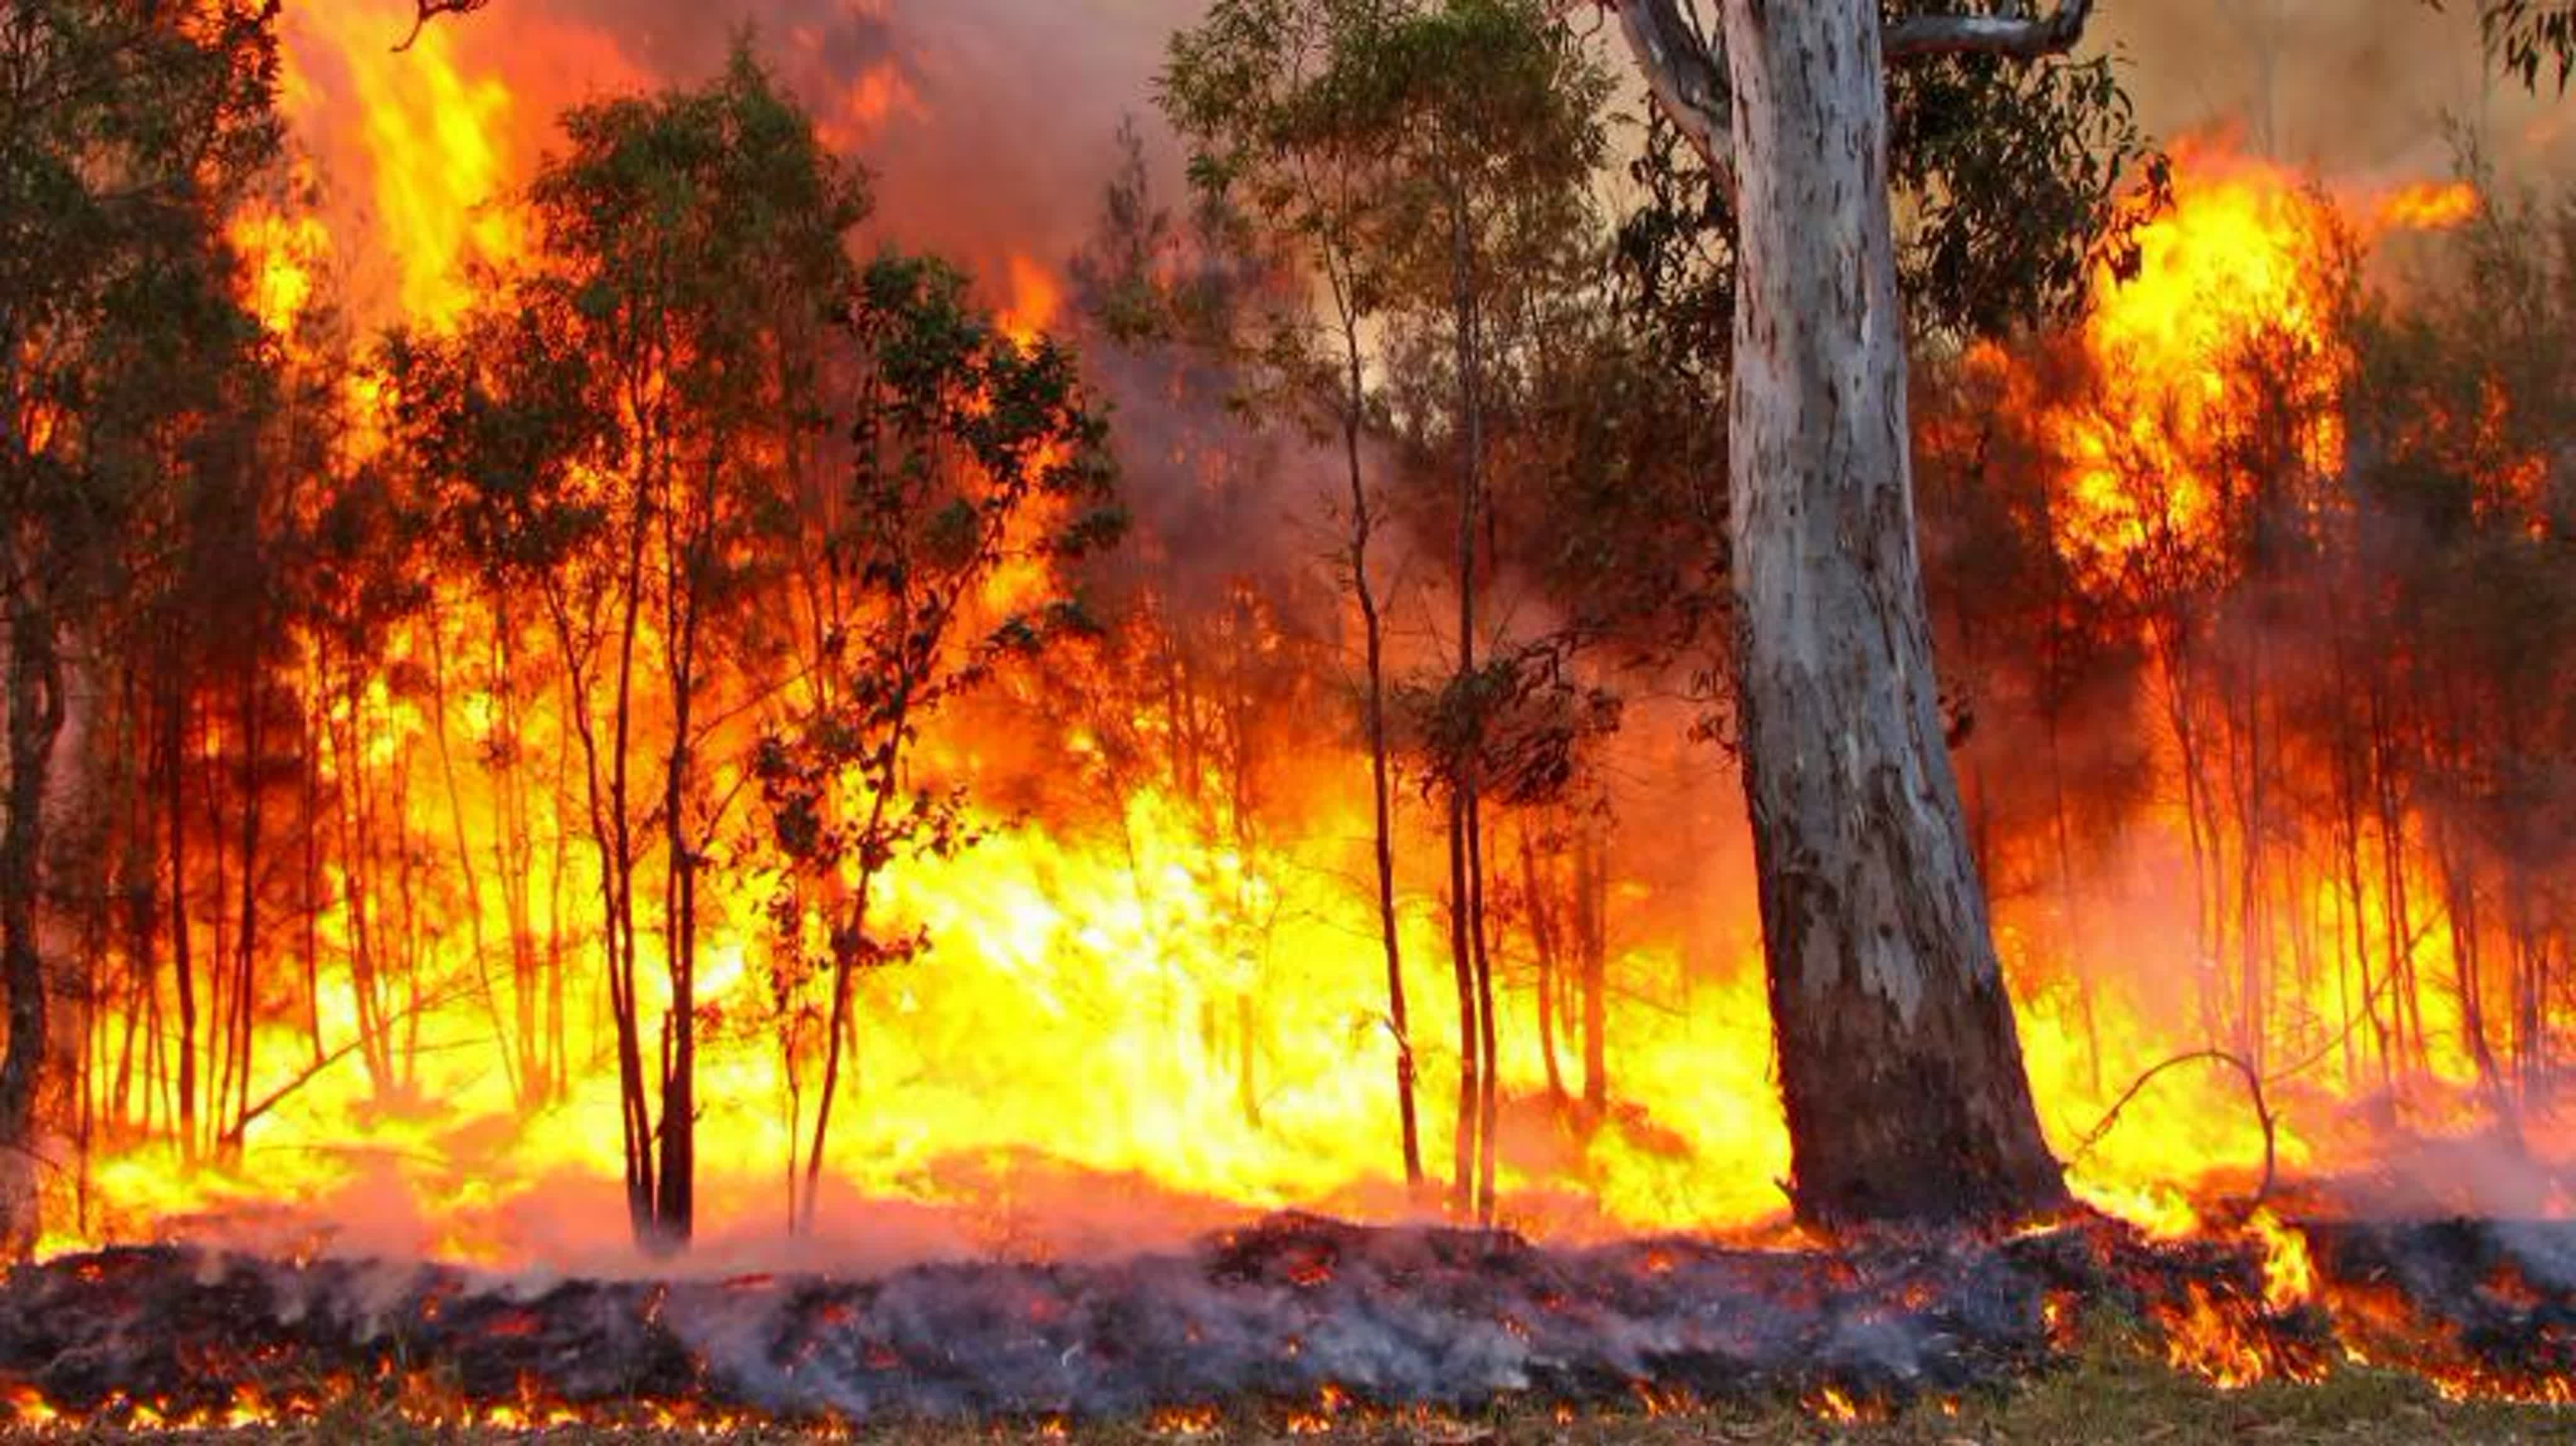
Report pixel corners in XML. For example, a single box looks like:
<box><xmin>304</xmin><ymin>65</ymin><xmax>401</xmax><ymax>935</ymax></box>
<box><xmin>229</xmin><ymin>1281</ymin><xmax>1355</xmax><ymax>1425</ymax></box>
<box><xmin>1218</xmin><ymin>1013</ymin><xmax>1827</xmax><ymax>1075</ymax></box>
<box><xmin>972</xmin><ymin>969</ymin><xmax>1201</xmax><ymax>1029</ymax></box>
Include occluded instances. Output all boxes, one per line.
<box><xmin>3</xmin><ymin>1334</ymin><xmax>2573</xmax><ymax>1446</ymax></box>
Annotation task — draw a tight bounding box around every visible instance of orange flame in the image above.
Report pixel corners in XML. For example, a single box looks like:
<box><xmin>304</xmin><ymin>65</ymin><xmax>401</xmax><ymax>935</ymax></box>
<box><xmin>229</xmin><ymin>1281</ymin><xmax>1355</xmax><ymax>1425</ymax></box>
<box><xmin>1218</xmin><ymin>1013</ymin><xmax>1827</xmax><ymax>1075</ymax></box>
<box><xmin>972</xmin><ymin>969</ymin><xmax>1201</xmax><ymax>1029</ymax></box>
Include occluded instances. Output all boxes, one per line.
<box><xmin>2373</xmin><ymin>179</ymin><xmax>2480</xmax><ymax>233</ymax></box>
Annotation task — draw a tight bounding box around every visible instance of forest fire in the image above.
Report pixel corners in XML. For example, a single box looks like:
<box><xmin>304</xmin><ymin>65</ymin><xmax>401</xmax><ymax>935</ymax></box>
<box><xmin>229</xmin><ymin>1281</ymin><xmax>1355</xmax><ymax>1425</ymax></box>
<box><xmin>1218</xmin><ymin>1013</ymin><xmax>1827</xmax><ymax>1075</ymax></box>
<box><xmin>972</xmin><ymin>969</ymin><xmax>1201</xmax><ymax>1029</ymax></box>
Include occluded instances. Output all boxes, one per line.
<box><xmin>3</xmin><ymin>0</ymin><xmax>2572</xmax><ymax>1434</ymax></box>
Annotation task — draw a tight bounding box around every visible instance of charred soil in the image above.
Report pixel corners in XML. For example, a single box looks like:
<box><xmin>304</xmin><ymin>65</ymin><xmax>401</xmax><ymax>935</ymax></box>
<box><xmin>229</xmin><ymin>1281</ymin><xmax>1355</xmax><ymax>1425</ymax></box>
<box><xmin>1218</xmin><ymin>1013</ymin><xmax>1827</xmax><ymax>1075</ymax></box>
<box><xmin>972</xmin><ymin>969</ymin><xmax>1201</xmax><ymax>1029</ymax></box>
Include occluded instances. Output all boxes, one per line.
<box><xmin>0</xmin><ymin>1213</ymin><xmax>2567</xmax><ymax>1436</ymax></box>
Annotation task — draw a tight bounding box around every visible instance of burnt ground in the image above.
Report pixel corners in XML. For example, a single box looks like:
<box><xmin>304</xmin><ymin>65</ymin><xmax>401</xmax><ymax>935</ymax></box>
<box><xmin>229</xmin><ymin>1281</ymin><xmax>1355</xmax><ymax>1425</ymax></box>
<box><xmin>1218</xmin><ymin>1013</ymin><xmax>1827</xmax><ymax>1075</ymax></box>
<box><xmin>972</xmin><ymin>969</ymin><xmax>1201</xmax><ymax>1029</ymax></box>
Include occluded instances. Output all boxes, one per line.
<box><xmin>0</xmin><ymin>1213</ymin><xmax>2567</xmax><ymax>1434</ymax></box>
<box><xmin>1</xmin><ymin>1349</ymin><xmax>2573</xmax><ymax>1445</ymax></box>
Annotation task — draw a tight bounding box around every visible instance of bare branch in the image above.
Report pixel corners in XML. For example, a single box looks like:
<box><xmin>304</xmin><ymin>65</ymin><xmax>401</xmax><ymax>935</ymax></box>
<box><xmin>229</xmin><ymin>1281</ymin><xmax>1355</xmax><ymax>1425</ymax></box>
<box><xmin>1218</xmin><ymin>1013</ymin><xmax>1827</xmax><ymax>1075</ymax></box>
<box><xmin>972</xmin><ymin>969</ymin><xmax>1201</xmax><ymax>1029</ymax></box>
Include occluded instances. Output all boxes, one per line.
<box><xmin>1594</xmin><ymin>1</ymin><xmax>1736</xmax><ymax>200</ymax></box>
<box><xmin>395</xmin><ymin>0</ymin><xmax>494</xmax><ymax>53</ymax></box>
<box><xmin>2071</xmin><ymin>1047</ymin><xmax>2279</xmax><ymax>1221</ymax></box>
<box><xmin>1884</xmin><ymin>0</ymin><xmax>2099</xmax><ymax>63</ymax></box>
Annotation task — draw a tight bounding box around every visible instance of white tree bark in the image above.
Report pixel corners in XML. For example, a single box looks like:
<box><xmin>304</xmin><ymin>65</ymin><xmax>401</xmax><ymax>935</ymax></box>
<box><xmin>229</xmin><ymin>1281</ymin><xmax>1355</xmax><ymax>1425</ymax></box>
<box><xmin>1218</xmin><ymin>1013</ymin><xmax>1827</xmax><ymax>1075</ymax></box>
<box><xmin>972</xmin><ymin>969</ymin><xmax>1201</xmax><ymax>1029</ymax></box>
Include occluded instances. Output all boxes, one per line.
<box><xmin>1605</xmin><ymin>0</ymin><xmax>2089</xmax><ymax>1223</ymax></box>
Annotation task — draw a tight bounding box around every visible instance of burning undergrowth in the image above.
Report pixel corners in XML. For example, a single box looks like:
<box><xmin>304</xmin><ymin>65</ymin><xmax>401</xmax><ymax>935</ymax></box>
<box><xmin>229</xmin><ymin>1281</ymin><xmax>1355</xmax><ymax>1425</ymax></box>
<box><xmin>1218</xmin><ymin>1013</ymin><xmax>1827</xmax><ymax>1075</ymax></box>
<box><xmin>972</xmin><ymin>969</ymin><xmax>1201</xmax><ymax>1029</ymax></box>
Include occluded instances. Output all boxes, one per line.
<box><xmin>0</xmin><ymin>1211</ymin><xmax>2564</xmax><ymax>1431</ymax></box>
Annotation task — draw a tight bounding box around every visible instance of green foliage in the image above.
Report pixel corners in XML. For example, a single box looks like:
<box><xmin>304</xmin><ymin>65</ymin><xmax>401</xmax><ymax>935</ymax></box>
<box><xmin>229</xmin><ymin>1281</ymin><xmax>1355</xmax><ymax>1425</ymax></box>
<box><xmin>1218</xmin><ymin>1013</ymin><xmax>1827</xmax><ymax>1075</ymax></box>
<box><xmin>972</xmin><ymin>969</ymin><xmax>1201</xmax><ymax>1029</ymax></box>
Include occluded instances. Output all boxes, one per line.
<box><xmin>379</xmin><ymin>313</ymin><xmax>610</xmax><ymax>584</ymax></box>
<box><xmin>1616</xmin><ymin>6</ymin><xmax>2165</xmax><ymax>374</ymax></box>
<box><xmin>754</xmin><ymin>250</ymin><xmax>1121</xmax><ymax>993</ymax></box>
<box><xmin>1399</xmin><ymin>643</ymin><xmax>1623</xmax><ymax>810</ymax></box>
<box><xmin>518</xmin><ymin>37</ymin><xmax>869</xmax><ymax>524</ymax></box>
<box><xmin>2434</xmin><ymin>0</ymin><xmax>2576</xmax><ymax>92</ymax></box>
<box><xmin>0</xmin><ymin>0</ymin><xmax>284</xmax><ymax>596</ymax></box>
<box><xmin>1507</xmin><ymin>318</ymin><xmax>1728</xmax><ymax>666</ymax></box>
<box><xmin>1888</xmin><ymin>48</ymin><xmax>2167</xmax><ymax>338</ymax></box>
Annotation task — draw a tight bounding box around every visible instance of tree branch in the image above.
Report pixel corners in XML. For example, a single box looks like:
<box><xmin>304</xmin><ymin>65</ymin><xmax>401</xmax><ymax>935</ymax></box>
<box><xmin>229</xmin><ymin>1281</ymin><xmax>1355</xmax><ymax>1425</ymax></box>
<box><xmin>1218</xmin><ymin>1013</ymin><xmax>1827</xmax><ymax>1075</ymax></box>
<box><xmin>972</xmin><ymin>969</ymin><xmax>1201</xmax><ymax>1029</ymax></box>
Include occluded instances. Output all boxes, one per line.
<box><xmin>1590</xmin><ymin>1</ymin><xmax>1736</xmax><ymax>201</ymax></box>
<box><xmin>2070</xmin><ymin>1047</ymin><xmax>2279</xmax><ymax>1221</ymax></box>
<box><xmin>395</xmin><ymin>0</ymin><xmax>493</xmax><ymax>53</ymax></box>
<box><xmin>1884</xmin><ymin>1</ymin><xmax>2099</xmax><ymax>63</ymax></box>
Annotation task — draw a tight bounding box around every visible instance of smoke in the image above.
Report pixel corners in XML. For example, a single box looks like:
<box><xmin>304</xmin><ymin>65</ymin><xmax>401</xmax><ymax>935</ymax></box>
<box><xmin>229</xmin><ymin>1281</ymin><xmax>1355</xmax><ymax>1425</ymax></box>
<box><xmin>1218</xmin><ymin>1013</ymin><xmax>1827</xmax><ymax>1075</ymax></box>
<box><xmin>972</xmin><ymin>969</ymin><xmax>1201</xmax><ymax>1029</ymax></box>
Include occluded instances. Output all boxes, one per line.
<box><xmin>518</xmin><ymin>0</ymin><xmax>1201</xmax><ymax>287</ymax></box>
<box><xmin>0</xmin><ymin>1216</ymin><xmax>2083</xmax><ymax>1421</ymax></box>
<box><xmin>2097</xmin><ymin>1</ymin><xmax>2573</xmax><ymax>184</ymax></box>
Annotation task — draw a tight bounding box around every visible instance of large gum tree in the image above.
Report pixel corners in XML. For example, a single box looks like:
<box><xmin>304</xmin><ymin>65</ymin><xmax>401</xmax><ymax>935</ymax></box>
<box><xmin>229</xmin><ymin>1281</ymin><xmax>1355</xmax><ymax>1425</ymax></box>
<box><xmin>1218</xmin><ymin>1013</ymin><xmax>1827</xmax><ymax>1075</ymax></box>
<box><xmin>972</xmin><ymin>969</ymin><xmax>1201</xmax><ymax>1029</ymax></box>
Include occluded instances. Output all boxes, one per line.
<box><xmin>1601</xmin><ymin>0</ymin><xmax>2106</xmax><ymax>1227</ymax></box>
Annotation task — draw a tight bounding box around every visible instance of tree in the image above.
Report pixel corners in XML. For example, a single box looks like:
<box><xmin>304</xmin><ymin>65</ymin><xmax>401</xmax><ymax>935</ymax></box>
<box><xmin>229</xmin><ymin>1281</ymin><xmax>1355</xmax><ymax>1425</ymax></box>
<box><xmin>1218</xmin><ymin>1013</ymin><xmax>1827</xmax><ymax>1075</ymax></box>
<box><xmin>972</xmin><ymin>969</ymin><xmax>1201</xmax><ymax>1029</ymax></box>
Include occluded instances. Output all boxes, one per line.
<box><xmin>1601</xmin><ymin>0</ymin><xmax>2124</xmax><ymax>1226</ymax></box>
<box><xmin>0</xmin><ymin>0</ymin><xmax>282</xmax><ymax>1256</ymax></box>
<box><xmin>753</xmin><ymin>253</ymin><xmax>1118</xmax><ymax>1237</ymax></box>
<box><xmin>496</xmin><ymin>43</ymin><xmax>867</xmax><ymax>1252</ymax></box>
<box><xmin>380</xmin><ymin>300</ymin><xmax>613</xmax><ymax>1113</ymax></box>
<box><xmin>1167</xmin><ymin>0</ymin><xmax>1614</xmax><ymax>1225</ymax></box>
<box><xmin>1367</xmin><ymin>0</ymin><xmax>1611</xmax><ymax>1225</ymax></box>
<box><xmin>1061</xmin><ymin>123</ymin><xmax>1345</xmax><ymax>1143</ymax></box>
<box><xmin>2433</xmin><ymin>0</ymin><xmax>2576</xmax><ymax>91</ymax></box>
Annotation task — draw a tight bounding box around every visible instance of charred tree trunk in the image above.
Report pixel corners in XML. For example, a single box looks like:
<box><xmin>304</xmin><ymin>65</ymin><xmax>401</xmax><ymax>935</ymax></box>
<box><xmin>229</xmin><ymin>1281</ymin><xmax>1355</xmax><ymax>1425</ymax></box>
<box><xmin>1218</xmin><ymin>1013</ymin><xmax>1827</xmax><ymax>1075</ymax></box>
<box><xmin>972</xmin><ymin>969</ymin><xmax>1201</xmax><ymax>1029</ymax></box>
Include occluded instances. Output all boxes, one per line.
<box><xmin>1714</xmin><ymin>0</ymin><xmax>2068</xmax><ymax>1227</ymax></box>
<box><xmin>1523</xmin><ymin>825</ymin><xmax>1568</xmax><ymax>1107</ymax></box>
<box><xmin>1577</xmin><ymin>818</ymin><xmax>1608</xmax><ymax>1120</ymax></box>
<box><xmin>164</xmin><ymin>682</ymin><xmax>197</xmax><ymax>1160</ymax></box>
<box><xmin>654</xmin><ymin>585</ymin><xmax>703</xmax><ymax>1253</ymax></box>
<box><xmin>1335</xmin><ymin>299</ymin><xmax>1421</xmax><ymax>1194</ymax></box>
<box><xmin>0</xmin><ymin>584</ymin><xmax>65</xmax><ymax>1257</ymax></box>
<box><xmin>1444</xmin><ymin>793</ymin><xmax>1479</xmax><ymax>1216</ymax></box>
<box><xmin>1441</xmin><ymin>166</ymin><xmax>1501</xmax><ymax>1226</ymax></box>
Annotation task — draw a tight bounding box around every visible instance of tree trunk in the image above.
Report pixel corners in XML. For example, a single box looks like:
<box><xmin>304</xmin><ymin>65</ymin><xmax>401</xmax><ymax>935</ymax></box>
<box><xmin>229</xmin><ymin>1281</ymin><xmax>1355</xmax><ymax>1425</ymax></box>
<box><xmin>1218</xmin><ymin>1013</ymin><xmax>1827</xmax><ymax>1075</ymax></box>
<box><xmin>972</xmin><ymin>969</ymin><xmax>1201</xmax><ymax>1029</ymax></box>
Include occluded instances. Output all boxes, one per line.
<box><xmin>165</xmin><ymin>683</ymin><xmax>197</xmax><ymax>1159</ymax></box>
<box><xmin>1577</xmin><ymin>820</ymin><xmax>1607</xmax><ymax>1119</ymax></box>
<box><xmin>1720</xmin><ymin>0</ymin><xmax>2066</xmax><ymax>1227</ymax></box>
<box><xmin>1</xmin><ymin>584</ymin><xmax>66</xmax><ymax>1257</ymax></box>
<box><xmin>1337</xmin><ymin>303</ymin><xmax>1421</xmax><ymax>1193</ymax></box>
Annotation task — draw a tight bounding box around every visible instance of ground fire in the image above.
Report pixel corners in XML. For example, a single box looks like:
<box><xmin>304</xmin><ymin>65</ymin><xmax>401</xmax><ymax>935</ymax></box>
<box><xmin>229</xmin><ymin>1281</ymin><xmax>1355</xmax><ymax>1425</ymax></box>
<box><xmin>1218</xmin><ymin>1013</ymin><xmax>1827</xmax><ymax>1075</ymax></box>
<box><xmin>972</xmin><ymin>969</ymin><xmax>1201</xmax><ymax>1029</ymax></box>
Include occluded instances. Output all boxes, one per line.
<box><xmin>1</xmin><ymin>0</ymin><xmax>2572</xmax><ymax>1435</ymax></box>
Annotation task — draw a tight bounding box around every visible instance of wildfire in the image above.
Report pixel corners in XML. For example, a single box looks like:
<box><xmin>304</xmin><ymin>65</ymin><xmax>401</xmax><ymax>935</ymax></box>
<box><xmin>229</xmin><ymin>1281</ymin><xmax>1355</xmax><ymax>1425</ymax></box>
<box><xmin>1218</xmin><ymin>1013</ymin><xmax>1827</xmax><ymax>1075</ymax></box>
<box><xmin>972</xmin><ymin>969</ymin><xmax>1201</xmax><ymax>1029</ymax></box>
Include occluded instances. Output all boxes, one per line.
<box><xmin>230</xmin><ymin>192</ymin><xmax>333</xmax><ymax>338</ymax></box>
<box><xmin>8</xmin><ymin>0</ymin><xmax>2570</xmax><ymax>1419</ymax></box>
<box><xmin>279</xmin><ymin>4</ymin><xmax>523</xmax><ymax>326</ymax></box>
<box><xmin>2250</xmin><ymin>1210</ymin><xmax>2318</xmax><ymax>1312</ymax></box>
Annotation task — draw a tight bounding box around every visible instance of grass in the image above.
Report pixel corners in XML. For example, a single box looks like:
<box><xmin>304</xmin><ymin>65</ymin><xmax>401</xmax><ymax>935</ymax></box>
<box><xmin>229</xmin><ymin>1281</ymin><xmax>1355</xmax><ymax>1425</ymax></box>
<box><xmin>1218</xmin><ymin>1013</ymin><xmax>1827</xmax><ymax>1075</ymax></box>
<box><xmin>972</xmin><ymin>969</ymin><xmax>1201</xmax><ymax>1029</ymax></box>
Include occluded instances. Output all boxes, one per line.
<box><xmin>3</xmin><ymin>1330</ymin><xmax>2572</xmax><ymax>1444</ymax></box>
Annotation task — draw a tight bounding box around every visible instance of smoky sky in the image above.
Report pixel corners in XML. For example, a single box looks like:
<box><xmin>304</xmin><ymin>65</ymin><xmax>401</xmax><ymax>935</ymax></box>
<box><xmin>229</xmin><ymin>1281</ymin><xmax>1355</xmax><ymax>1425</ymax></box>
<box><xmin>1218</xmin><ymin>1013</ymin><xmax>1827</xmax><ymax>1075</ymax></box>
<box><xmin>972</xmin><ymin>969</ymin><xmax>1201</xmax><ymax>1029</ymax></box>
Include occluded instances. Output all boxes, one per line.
<box><xmin>506</xmin><ymin>0</ymin><xmax>1210</xmax><ymax>287</ymax></box>
<box><xmin>2097</xmin><ymin>1</ymin><xmax>2568</xmax><ymax>182</ymax></box>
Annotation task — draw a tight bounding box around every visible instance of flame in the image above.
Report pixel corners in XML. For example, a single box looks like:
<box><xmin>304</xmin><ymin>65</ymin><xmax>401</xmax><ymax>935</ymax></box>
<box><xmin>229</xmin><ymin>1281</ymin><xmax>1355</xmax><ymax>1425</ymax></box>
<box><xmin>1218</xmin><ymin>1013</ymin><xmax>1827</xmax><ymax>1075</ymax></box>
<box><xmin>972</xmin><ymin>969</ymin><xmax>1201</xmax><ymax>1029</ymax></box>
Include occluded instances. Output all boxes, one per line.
<box><xmin>2373</xmin><ymin>179</ymin><xmax>2480</xmax><ymax>233</ymax></box>
<box><xmin>230</xmin><ymin>189</ymin><xmax>333</xmax><ymax>338</ymax></box>
<box><xmin>1806</xmin><ymin>1385</ymin><xmax>1862</xmax><ymax>1423</ymax></box>
<box><xmin>1</xmin><ymin>1384</ymin><xmax>57</xmax><ymax>1428</ymax></box>
<box><xmin>1148</xmin><ymin>1405</ymin><xmax>1221</xmax><ymax>1436</ymax></box>
<box><xmin>2038</xmin><ymin>143</ymin><xmax>2351</xmax><ymax>587</ymax></box>
<box><xmin>2250</xmin><ymin>1210</ymin><xmax>2318</xmax><ymax>1312</ymax></box>
<box><xmin>279</xmin><ymin>4</ymin><xmax>525</xmax><ymax>326</ymax></box>
<box><xmin>1000</xmin><ymin>253</ymin><xmax>1065</xmax><ymax>350</ymax></box>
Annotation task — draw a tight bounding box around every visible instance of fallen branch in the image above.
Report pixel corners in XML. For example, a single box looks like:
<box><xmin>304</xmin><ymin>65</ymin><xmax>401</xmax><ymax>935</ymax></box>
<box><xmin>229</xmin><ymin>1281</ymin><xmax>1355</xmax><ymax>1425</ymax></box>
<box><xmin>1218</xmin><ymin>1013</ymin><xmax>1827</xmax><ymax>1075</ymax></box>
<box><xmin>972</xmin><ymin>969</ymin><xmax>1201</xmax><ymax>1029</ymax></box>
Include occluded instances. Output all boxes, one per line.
<box><xmin>2070</xmin><ymin>1047</ymin><xmax>2278</xmax><ymax>1220</ymax></box>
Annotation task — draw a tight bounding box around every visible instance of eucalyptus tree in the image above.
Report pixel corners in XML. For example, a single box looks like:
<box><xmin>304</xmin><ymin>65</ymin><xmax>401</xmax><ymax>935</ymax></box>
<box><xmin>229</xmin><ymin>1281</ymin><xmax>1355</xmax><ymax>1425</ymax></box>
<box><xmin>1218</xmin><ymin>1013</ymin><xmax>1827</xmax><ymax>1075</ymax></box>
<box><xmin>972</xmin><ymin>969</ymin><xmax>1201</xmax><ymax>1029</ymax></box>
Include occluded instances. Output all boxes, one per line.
<box><xmin>1599</xmin><ymin>0</ymin><xmax>2145</xmax><ymax>1226</ymax></box>
<box><xmin>754</xmin><ymin>255</ymin><xmax>1119</xmax><ymax>1238</ymax></box>
<box><xmin>1366</xmin><ymin>0</ymin><xmax>1611</xmax><ymax>1222</ymax></box>
<box><xmin>508</xmin><ymin>44</ymin><xmax>867</xmax><ymax>1252</ymax></box>
<box><xmin>1169</xmin><ymin>0</ymin><xmax>1612</xmax><ymax>1222</ymax></box>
